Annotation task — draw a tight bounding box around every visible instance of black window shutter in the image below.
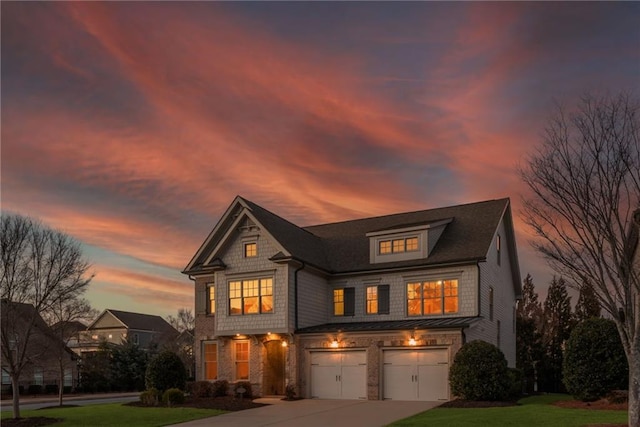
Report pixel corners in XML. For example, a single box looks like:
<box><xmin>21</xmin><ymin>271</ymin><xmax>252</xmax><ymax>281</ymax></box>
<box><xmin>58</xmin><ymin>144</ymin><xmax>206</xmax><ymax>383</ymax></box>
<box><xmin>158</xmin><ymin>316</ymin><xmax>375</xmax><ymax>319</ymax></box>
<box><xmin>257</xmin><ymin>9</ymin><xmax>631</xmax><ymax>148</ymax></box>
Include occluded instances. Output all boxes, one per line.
<box><xmin>378</xmin><ymin>285</ymin><xmax>390</xmax><ymax>314</ymax></box>
<box><xmin>344</xmin><ymin>287</ymin><xmax>355</xmax><ymax>316</ymax></box>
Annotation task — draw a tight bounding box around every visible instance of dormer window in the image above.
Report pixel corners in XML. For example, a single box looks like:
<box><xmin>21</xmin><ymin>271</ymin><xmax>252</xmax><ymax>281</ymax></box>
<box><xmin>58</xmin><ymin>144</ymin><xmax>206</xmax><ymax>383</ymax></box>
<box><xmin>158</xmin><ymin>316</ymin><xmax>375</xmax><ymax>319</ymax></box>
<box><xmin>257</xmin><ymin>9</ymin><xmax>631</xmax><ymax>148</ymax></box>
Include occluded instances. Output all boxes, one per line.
<box><xmin>378</xmin><ymin>237</ymin><xmax>419</xmax><ymax>255</ymax></box>
<box><xmin>367</xmin><ymin>219</ymin><xmax>452</xmax><ymax>265</ymax></box>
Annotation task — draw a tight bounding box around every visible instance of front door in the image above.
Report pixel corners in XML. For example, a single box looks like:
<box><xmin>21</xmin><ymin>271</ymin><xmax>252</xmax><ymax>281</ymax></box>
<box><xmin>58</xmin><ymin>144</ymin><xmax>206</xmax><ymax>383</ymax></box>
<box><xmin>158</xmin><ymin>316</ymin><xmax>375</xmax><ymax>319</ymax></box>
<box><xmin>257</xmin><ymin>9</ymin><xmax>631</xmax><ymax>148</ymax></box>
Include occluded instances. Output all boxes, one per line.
<box><xmin>263</xmin><ymin>340</ymin><xmax>285</xmax><ymax>395</ymax></box>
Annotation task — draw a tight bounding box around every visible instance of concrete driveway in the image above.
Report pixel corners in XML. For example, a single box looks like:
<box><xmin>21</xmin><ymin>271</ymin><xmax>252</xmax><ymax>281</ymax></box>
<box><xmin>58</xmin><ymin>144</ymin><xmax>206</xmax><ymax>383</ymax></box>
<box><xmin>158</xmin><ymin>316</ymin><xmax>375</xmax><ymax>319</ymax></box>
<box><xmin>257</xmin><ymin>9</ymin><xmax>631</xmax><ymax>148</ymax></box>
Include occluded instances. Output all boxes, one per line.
<box><xmin>169</xmin><ymin>397</ymin><xmax>441</xmax><ymax>427</ymax></box>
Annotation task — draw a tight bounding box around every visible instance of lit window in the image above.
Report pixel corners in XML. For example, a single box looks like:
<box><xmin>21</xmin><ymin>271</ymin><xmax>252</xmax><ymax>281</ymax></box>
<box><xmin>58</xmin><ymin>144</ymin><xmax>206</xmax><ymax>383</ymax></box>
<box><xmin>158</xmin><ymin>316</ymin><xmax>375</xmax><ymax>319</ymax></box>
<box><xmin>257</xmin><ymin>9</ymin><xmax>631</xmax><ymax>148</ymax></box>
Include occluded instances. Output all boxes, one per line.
<box><xmin>234</xmin><ymin>341</ymin><xmax>249</xmax><ymax>380</ymax></box>
<box><xmin>244</xmin><ymin>242</ymin><xmax>257</xmax><ymax>257</ymax></box>
<box><xmin>229</xmin><ymin>278</ymin><xmax>273</xmax><ymax>315</ymax></box>
<box><xmin>379</xmin><ymin>240</ymin><xmax>392</xmax><ymax>254</ymax></box>
<box><xmin>366</xmin><ymin>286</ymin><xmax>378</xmax><ymax>314</ymax></box>
<box><xmin>379</xmin><ymin>237</ymin><xmax>419</xmax><ymax>254</ymax></box>
<box><xmin>406</xmin><ymin>237</ymin><xmax>418</xmax><ymax>251</ymax></box>
<box><xmin>407</xmin><ymin>279</ymin><xmax>459</xmax><ymax>316</ymax></box>
<box><xmin>333</xmin><ymin>289</ymin><xmax>344</xmax><ymax>316</ymax></box>
<box><xmin>204</xmin><ymin>343</ymin><xmax>217</xmax><ymax>380</ymax></box>
<box><xmin>208</xmin><ymin>284</ymin><xmax>215</xmax><ymax>314</ymax></box>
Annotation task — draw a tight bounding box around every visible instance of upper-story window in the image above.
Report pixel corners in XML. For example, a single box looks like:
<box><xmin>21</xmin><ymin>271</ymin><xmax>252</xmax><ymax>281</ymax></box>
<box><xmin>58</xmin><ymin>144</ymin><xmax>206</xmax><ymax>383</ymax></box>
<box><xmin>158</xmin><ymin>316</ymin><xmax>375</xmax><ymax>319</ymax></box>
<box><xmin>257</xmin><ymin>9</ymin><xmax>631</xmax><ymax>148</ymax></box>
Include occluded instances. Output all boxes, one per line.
<box><xmin>379</xmin><ymin>237</ymin><xmax>418</xmax><ymax>254</ymax></box>
<box><xmin>496</xmin><ymin>234</ymin><xmax>501</xmax><ymax>266</ymax></box>
<box><xmin>244</xmin><ymin>242</ymin><xmax>257</xmax><ymax>257</ymax></box>
<box><xmin>407</xmin><ymin>279</ymin><xmax>458</xmax><ymax>316</ymax></box>
<box><xmin>489</xmin><ymin>287</ymin><xmax>494</xmax><ymax>321</ymax></box>
<box><xmin>229</xmin><ymin>278</ymin><xmax>273</xmax><ymax>315</ymax></box>
<box><xmin>366</xmin><ymin>284</ymin><xmax>390</xmax><ymax>315</ymax></box>
<box><xmin>208</xmin><ymin>284</ymin><xmax>215</xmax><ymax>314</ymax></box>
<box><xmin>333</xmin><ymin>287</ymin><xmax>355</xmax><ymax>316</ymax></box>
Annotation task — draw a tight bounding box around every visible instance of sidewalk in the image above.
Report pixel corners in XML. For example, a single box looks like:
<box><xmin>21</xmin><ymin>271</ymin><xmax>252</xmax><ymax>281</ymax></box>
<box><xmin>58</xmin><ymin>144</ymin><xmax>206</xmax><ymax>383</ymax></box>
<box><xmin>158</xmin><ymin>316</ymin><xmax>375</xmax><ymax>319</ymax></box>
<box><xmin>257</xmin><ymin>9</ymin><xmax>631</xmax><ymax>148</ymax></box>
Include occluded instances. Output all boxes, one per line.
<box><xmin>1</xmin><ymin>391</ymin><xmax>139</xmax><ymax>407</ymax></box>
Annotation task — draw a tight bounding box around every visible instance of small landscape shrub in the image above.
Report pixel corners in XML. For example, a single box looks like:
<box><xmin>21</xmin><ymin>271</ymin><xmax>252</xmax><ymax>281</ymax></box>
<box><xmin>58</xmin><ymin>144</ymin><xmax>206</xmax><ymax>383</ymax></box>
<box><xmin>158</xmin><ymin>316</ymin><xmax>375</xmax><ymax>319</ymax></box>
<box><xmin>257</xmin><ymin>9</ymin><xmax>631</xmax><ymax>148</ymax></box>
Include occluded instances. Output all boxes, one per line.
<box><xmin>28</xmin><ymin>385</ymin><xmax>43</xmax><ymax>395</ymax></box>
<box><xmin>145</xmin><ymin>351</ymin><xmax>187</xmax><ymax>392</ymax></box>
<box><xmin>45</xmin><ymin>384</ymin><xmax>58</xmax><ymax>394</ymax></box>
<box><xmin>212</xmin><ymin>379</ymin><xmax>229</xmax><ymax>397</ymax></box>
<box><xmin>563</xmin><ymin>318</ymin><xmax>628</xmax><ymax>401</ymax></box>
<box><xmin>162</xmin><ymin>388</ymin><xmax>185</xmax><ymax>406</ymax></box>
<box><xmin>63</xmin><ymin>386</ymin><xmax>72</xmax><ymax>394</ymax></box>
<box><xmin>507</xmin><ymin>368</ymin><xmax>524</xmax><ymax>399</ymax></box>
<box><xmin>189</xmin><ymin>381</ymin><xmax>213</xmax><ymax>398</ymax></box>
<box><xmin>140</xmin><ymin>388</ymin><xmax>160</xmax><ymax>406</ymax></box>
<box><xmin>285</xmin><ymin>383</ymin><xmax>296</xmax><ymax>400</ymax></box>
<box><xmin>234</xmin><ymin>381</ymin><xmax>253</xmax><ymax>399</ymax></box>
<box><xmin>449</xmin><ymin>340</ymin><xmax>510</xmax><ymax>401</ymax></box>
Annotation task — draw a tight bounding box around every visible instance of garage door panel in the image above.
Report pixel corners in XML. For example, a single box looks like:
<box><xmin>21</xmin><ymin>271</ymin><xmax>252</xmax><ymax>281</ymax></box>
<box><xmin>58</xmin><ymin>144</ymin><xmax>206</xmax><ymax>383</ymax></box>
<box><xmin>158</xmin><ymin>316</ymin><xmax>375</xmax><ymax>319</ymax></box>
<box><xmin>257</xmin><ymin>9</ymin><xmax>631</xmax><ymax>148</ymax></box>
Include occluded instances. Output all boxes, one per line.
<box><xmin>311</xmin><ymin>365</ymin><xmax>340</xmax><ymax>398</ymax></box>
<box><xmin>417</xmin><ymin>349</ymin><xmax>448</xmax><ymax>365</ymax></box>
<box><xmin>418</xmin><ymin>364</ymin><xmax>448</xmax><ymax>401</ymax></box>
<box><xmin>341</xmin><ymin>365</ymin><xmax>367</xmax><ymax>399</ymax></box>
<box><xmin>383</xmin><ymin>364</ymin><xmax>415</xmax><ymax>400</ymax></box>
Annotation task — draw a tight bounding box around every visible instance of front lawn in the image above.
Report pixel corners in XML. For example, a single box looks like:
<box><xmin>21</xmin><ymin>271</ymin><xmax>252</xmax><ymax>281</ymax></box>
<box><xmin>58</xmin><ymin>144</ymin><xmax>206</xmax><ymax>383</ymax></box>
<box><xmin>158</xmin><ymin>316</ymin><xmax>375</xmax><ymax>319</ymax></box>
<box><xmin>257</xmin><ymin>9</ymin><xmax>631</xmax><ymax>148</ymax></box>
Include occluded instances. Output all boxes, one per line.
<box><xmin>0</xmin><ymin>403</ymin><xmax>224</xmax><ymax>427</ymax></box>
<box><xmin>390</xmin><ymin>394</ymin><xmax>628</xmax><ymax>427</ymax></box>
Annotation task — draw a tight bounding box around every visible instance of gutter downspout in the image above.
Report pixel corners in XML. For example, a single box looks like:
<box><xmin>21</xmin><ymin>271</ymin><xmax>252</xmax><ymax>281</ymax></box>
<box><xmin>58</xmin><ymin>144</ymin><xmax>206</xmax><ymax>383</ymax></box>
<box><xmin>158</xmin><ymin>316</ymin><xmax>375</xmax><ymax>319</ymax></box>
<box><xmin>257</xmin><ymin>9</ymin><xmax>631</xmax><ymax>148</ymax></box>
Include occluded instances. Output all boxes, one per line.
<box><xmin>294</xmin><ymin>262</ymin><xmax>306</xmax><ymax>331</ymax></box>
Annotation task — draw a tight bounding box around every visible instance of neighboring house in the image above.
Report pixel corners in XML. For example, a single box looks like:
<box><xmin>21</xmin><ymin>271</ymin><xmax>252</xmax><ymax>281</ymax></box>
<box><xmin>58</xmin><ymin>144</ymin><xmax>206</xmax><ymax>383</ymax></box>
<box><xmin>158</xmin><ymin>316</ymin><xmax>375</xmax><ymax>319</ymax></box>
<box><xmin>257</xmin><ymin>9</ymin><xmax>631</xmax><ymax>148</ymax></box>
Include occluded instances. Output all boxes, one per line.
<box><xmin>1</xmin><ymin>301</ymin><xmax>78</xmax><ymax>394</ymax></box>
<box><xmin>183</xmin><ymin>196</ymin><xmax>521</xmax><ymax>401</ymax></box>
<box><xmin>77</xmin><ymin>309</ymin><xmax>178</xmax><ymax>354</ymax></box>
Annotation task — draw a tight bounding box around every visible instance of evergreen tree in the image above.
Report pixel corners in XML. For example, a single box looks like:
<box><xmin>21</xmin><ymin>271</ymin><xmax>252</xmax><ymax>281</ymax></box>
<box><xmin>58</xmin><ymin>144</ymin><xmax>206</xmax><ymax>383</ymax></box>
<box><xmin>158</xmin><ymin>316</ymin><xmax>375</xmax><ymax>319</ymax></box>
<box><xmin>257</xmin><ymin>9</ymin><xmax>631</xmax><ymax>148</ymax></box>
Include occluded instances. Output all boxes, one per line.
<box><xmin>574</xmin><ymin>281</ymin><xmax>601</xmax><ymax>322</ymax></box>
<box><xmin>110</xmin><ymin>339</ymin><xmax>149</xmax><ymax>391</ymax></box>
<box><xmin>516</xmin><ymin>274</ymin><xmax>543</xmax><ymax>393</ymax></box>
<box><xmin>539</xmin><ymin>276</ymin><xmax>574</xmax><ymax>392</ymax></box>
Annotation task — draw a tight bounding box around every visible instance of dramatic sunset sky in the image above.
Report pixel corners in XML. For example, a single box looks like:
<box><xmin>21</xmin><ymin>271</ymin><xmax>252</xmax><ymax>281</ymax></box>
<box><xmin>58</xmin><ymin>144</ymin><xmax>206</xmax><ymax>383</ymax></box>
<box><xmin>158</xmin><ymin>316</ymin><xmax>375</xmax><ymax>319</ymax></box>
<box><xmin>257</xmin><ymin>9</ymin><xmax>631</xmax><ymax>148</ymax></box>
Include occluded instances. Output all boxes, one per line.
<box><xmin>2</xmin><ymin>2</ymin><xmax>639</xmax><ymax>319</ymax></box>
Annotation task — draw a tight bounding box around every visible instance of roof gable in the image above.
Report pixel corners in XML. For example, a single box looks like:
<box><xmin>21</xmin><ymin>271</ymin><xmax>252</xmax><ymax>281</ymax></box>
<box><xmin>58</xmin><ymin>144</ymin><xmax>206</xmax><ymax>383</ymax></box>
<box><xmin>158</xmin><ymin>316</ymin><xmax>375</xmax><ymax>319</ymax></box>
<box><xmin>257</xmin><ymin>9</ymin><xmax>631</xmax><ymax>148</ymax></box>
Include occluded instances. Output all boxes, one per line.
<box><xmin>88</xmin><ymin>309</ymin><xmax>177</xmax><ymax>335</ymax></box>
<box><xmin>184</xmin><ymin>197</ymin><xmax>514</xmax><ymax>275</ymax></box>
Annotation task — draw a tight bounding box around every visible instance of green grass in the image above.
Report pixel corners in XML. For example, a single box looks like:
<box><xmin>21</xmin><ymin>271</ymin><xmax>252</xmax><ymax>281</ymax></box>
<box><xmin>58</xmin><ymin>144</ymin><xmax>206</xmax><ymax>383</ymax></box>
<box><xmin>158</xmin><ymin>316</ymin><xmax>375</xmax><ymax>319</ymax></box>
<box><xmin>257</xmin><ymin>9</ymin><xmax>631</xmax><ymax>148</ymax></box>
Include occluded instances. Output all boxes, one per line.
<box><xmin>389</xmin><ymin>394</ymin><xmax>628</xmax><ymax>427</ymax></box>
<box><xmin>1</xmin><ymin>403</ymin><xmax>224</xmax><ymax>426</ymax></box>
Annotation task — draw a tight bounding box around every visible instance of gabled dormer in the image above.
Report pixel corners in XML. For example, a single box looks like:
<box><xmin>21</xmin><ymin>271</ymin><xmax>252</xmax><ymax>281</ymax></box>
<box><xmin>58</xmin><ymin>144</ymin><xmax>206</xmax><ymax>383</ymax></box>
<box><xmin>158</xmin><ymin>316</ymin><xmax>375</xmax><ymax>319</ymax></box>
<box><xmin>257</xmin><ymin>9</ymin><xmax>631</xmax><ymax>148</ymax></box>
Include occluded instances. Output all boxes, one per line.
<box><xmin>366</xmin><ymin>218</ymin><xmax>452</xmax><ymax>264</ymax></box>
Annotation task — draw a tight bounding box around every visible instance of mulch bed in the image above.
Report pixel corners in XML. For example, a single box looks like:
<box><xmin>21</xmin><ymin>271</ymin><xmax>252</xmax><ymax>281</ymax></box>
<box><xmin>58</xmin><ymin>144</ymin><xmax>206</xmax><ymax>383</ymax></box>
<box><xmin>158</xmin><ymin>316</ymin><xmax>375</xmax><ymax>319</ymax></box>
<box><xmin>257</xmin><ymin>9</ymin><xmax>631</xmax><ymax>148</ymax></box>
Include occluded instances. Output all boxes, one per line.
<box><xmin>1</xmin><ymin>417</ymin><xmax>62</xmax><ymax>427</ymax></box>
<box><xmin>125</xmin><ymin>395</ymin><xmax>269</xmax><ymax>411</ymax></box>
<box><xmin>439</xmin><ymin>399</ymin><xmax>519</xmax><ymax>408</ymax></box>
<box><xmin>553</xmin><ymin>398</ymin><xmax>628</xmax><ymax>411</ymax></box>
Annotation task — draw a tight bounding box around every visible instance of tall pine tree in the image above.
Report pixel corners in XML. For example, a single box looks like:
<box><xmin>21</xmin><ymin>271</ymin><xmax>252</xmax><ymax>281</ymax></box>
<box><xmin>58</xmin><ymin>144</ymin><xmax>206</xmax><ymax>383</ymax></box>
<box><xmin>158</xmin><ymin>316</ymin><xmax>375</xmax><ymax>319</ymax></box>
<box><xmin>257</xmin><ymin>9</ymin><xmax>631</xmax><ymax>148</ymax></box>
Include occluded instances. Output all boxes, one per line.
<box><xmin>574</xmin><ymin>281</ymin><xmax>601</xmax><ymax>322</ymax></box>
<box><xmin>516</xmin><ymin>274</ymin><xmax>544</xmax><ymax>393</ymax></box>
<box><xmin>539</xmin><ymin>276</ymin><xmax>574</xmax><ymax>392</ymax></box>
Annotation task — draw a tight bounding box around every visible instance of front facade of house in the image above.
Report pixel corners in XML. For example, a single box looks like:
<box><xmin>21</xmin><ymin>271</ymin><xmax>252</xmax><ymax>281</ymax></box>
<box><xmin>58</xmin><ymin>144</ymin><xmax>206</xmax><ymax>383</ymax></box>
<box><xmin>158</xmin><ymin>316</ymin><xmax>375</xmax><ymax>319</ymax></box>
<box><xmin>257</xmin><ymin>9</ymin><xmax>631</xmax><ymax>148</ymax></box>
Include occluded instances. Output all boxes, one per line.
<box><xmin>183</xmin><ymin>197</ymin><xmax>521</xmax><ymax>401</ymax></box>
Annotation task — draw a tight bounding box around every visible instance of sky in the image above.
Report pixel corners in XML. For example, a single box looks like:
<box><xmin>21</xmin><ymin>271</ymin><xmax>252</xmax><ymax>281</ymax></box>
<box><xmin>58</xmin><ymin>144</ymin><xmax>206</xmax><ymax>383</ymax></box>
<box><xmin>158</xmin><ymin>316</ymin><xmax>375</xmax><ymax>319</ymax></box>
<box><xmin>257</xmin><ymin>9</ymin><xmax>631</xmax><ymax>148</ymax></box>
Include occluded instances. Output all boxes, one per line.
<box><xmin>2</xmin><ymin>2</ymin><xmax>639</xmax><ymax>320</ymax></box>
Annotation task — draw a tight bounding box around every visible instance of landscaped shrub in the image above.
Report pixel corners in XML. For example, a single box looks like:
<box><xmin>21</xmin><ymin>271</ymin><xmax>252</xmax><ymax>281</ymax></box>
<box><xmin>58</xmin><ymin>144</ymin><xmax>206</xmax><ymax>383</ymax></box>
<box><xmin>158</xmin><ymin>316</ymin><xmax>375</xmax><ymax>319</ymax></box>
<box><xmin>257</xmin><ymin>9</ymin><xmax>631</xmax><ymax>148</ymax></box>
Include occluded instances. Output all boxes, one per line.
<box><xmin>28</xmin><ymin>385</ymin><xmax>43</xmax><ymax>395</ymax></box>
<box><xmin>563</xmin><ymin>318</ymin><xmax>628</xmax><ymax>401</ymax></box>
<box><xmin>507</xmin><ymin>368</ymin><xmax>524</xmax><ymax>399</ymax></box>
<box><xmin>212</xmin><ymin>380</ymin><xmax>229</xmax><ymax>397</ymax></box>
<box><xmin>285</xmin><ymin>383</ymin><xmax>296</xmax><ymax>400</ymax></box>
<box><xmin>45</xmin><ymin>384</ymin><xmax>58</xmax><ymax>394</ymax></box>
<box><xmin>145</xmin><ymin>351</ymin><xmax>187</xmax><ymax>392</ymax></box>
<box><xmin>162</xmin><ymin>388</ymin><xmax>185</xmax><ymax>406</ymax></box>
<box><xmin>233</xmin><ymin>381</ymin><xmax>253</xmax><ymax>399</ymax></box>
<box><xmin>189</xmin><ymin>381</ymin><xmax>213</xmax><ymax>398</ymax></box>
<box><xmin>449</xmin><ymin>340</ymin><xmax>510</xmax><ymax>401</ymax></box>
<box><xmin>140</xmin><ymin>388</ymin><xmax>160</xmax><ymax>406</ymax></box>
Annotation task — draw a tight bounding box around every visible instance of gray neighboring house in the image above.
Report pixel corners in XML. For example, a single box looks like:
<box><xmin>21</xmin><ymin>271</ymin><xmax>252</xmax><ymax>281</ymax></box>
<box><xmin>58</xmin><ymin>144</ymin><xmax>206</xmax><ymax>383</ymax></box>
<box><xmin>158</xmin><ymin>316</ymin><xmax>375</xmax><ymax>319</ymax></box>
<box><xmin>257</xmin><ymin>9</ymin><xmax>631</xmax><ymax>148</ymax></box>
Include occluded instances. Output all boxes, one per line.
<box><xmin>77</xmin><ymin>309</ymin><xmax>178</xmax><ymax>353</ymax></box>
<box><xmin>183</xmin><ymin>196</ymin><xmax>522</xmax><ymax>401</ymax></box>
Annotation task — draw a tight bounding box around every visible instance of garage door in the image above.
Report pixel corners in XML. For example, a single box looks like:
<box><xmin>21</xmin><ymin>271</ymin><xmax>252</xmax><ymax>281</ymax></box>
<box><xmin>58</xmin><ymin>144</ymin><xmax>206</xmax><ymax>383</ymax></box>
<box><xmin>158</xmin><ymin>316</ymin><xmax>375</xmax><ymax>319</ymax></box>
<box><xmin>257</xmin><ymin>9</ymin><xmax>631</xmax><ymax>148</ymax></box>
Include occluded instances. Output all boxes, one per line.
<box><xmin>383</xmin><ymin>349</ymin><xmax>449</xmax><ymax>401</ymax></box>
<box><xmin>310</xmin><ymin>351</ymin><xmax>366</xmax><ymax>399</ymax></box>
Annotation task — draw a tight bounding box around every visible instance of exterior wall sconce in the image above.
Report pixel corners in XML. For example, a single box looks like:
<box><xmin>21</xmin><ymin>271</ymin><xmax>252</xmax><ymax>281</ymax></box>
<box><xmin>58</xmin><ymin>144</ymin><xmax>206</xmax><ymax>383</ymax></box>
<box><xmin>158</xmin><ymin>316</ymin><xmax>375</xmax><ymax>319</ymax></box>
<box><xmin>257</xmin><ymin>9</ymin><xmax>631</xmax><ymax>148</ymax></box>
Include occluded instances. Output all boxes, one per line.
<box><xmin>330</xmin><ymin>339</ymin><xmax>339</xmax><ymax>348</ymax></box>
<box><xmin>281</xmin><ymin>340</ymin><xmax>288</xmax><ymax>347</ymax></box>
<box><xmin>409</xmin><ymin>336</ymin><xmax>417</xmax><ymax>346</ymax></box>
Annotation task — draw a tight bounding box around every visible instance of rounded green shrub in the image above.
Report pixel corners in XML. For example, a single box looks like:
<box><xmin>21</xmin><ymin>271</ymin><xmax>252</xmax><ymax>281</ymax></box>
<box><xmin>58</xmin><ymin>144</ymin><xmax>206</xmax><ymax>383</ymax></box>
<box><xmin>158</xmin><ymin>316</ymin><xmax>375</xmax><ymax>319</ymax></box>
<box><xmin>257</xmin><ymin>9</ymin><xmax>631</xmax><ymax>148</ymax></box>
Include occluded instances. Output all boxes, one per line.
<box><xmin>449</xmin><ymin>340</ymin><xmax>510</xmax><ymax>401</ymax></box>
<box><xmin>189</xmin><ymin>381</ymin><xmax>213</xmax><ymax>398</ymax></box>
<box><xmin>162</xmin><ymin>388</ymin><xmax>185</xmax><ymax>406</ymax></box>
<box><xmin>563</xmin><ymin>318</ymin><xmax>628</xmax><ymax>401</ymax></box>
<box><xmin>140</xmin><ymin>388</ymin><xmax>160</xmax><ymax>406</ymax></box>
<box><xmin>145</xmin><ymin>351</ymin><xmax>187</xmax><ymax>392</ymax></box>
<box><xmin>212</xmin><ymin>379</ymin><xmax>229</xmax><ymax>397</ymax></box>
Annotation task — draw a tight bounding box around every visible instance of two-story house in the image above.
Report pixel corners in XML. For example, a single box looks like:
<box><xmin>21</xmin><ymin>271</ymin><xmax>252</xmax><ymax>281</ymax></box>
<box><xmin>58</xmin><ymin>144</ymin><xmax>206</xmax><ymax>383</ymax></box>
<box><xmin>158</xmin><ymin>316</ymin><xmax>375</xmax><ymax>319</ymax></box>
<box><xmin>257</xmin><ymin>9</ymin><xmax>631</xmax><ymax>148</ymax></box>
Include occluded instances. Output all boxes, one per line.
<box><xmin>183</xmin><ymin>196</ymin><xmax>521</xmax><ymax>401</ymax></box>
<box><xmin>77</xmin><ymin>309</ymin><xmax>178</xmax><ymax>354</ymax></box>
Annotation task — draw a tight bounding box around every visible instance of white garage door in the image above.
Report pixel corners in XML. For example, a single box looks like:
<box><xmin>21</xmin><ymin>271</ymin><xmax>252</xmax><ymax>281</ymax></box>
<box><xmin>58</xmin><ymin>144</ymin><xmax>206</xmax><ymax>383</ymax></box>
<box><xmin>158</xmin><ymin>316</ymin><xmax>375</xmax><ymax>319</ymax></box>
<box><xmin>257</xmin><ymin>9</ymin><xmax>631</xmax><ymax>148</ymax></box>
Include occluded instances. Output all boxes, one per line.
<box><xmin>383</xmin><ymin>349</ymin><xmax>449</xmax><ymax>401</ymax></box>
<box><xmin>310</xmin><ymin>351</ymin><xmax>366</xmax><ymax>399</ymax></box>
